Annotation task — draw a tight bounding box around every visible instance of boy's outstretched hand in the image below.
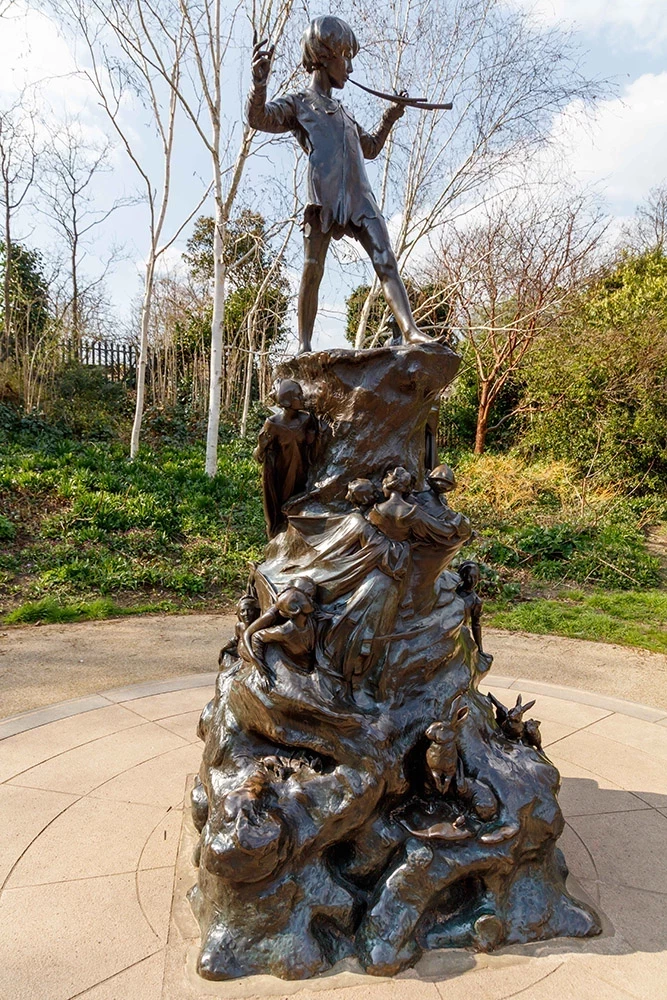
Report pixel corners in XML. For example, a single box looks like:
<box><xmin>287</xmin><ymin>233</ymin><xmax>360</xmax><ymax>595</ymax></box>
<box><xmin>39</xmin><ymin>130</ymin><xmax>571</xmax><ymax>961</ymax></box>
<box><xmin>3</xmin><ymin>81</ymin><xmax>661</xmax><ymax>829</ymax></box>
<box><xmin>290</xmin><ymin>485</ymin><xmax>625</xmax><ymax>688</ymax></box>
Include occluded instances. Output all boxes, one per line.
<box><xmin>252</xmin><ymin>30</ymin><xmax>275</xmax><ymax>85</ymax></box>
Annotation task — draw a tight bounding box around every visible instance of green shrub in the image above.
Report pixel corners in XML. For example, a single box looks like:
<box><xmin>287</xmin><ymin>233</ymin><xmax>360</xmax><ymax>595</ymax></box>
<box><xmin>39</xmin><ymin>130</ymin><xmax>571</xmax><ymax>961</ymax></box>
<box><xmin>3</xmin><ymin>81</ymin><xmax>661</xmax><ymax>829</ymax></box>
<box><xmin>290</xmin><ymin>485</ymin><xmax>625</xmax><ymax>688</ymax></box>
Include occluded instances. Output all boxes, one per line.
<box><xmin>0</xmin><ymin>433</ymin><xmax>265</xmax><ymax>615</ymax></box>
<box><xmin>451</xmin><ymin>452</ymin><xmax>663</xmax><ymax>592</ymax></box>
<box><xmin>4</xmin><ymin>596</ymin><xmax>174</xmax><ymax>624</ymax></box>
<box><xmin>48</xmin><ymin>363</ymin><xmax>132</xmax><ymax>440</ymax></box>
<box><xmin>0</xmin><ymin>514</ymin><xmax>15</xmax><ymax>540</ymax></box>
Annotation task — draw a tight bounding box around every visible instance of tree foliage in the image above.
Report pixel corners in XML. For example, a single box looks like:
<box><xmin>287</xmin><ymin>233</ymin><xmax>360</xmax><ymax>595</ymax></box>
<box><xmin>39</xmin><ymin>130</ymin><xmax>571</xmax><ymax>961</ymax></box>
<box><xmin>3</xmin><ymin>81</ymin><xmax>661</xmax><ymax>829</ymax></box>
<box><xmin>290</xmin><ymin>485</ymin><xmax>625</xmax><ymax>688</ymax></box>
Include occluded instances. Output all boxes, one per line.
<box><xmin>183</xmin><ymin>210</ymin><xmax>289</xmax><ymax>353</ymax></box>
<box><xmin>0</xmin><ymin>241</ymin><xmax>49</xmax><ymax>358</ymax></box>
<box><xmin>520</xmin><ymin>248</ymin><xmax>667</xmax><ymax>484</ymax></box>
<box><xmin>345</xmin><ymin>280</ymin><xmax>451</xmax><ymax>345</ymax></box>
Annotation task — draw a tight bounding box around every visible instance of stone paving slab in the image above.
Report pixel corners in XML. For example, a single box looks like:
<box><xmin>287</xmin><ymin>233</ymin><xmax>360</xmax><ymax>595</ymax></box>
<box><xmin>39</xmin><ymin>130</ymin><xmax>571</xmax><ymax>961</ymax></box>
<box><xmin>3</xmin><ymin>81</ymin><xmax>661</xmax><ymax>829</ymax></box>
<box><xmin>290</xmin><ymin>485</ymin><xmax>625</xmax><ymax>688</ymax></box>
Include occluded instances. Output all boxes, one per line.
<box><xmin>1</xmin><ymin>676</ymin><xmax>666</xmax><ymax>1000</ymax></box>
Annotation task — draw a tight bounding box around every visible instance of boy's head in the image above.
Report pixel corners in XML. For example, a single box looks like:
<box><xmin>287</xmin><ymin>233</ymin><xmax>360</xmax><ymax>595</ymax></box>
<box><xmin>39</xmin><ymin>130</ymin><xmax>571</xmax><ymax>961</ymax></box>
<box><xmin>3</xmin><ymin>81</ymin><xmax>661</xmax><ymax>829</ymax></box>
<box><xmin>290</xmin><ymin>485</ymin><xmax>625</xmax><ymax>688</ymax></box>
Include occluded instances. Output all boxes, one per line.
<box><xmin>458</xmin><ymin>561</ymin><xmax>480</xmax><ymax>590</ymax></box>
<box><xmin>274</xmin><ymin>377</ymin><xmax>304</xmax><ymax>410</ymax></box>
<box><xmin>301</xmin><ymin>16</ymin><xmax>359</xmax><ymax>83</ymax></box>
<box><xmin>382</xmin><ymin>466</ymin><xmax>413</xmax><ymax>497</ymax></box>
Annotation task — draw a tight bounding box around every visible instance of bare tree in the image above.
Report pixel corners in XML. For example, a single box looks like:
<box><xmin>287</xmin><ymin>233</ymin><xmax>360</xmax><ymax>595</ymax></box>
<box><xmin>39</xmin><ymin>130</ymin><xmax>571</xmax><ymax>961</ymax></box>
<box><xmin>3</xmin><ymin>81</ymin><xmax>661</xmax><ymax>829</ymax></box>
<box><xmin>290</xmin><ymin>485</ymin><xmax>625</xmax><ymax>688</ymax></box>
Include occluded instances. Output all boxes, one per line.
<box><xmin>633</xmin><ymin>184</ymin><xmax>667</xmax><ymax>253</ymax></box>
<box><xmin>0</xmin><ymin>101</ymin><xmax>37</xmax><ymax>359</ymax></box>
<box><xmin>55</xmin><ymin>0</ymin><xmax>211</xmax><ymax>458</ymax></box>
<box><xmin>173</xmin><ymin>0</ymin><xmax>296</xmax><ymax>473</ymax></box>
<box><xmin>39</xmin><ymin>120</ymin><xmax>130</xmax><ymax>346</ymax></box>
<box><xmin>435</xmin><ymin>188</ymin><xmax>606</xmax><ymax>453</ymax></box>
<box><xmin>76</xmin><ymin>0</ymin><xmax>298</xmax><ymax>473</ymax></box>
<box><xmin>345</xmin><ymin>0</ymin><xmax>601</xmax><ymax>347</ymax></box>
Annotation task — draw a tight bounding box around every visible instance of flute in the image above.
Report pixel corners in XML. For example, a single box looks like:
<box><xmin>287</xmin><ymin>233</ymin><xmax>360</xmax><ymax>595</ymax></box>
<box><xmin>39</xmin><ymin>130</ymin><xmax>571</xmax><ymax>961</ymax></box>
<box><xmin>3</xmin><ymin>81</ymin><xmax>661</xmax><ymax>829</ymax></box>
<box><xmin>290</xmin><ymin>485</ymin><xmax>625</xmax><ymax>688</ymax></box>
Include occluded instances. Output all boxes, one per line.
<box><xmin>349</xmin><ymin>78</ymin><xmax>453</xmax><ymax>112</ymax></box>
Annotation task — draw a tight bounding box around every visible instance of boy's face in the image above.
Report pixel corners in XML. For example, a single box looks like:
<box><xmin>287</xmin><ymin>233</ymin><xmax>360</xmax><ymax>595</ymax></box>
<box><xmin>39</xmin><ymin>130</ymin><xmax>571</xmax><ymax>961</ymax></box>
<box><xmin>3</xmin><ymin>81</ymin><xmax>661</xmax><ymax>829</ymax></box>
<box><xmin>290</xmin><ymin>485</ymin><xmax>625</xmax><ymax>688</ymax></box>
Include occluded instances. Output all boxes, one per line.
<box><xmin>322</xmin><ymin>49</ymin><xmax>353</xmax><ymax>89</ymax></box>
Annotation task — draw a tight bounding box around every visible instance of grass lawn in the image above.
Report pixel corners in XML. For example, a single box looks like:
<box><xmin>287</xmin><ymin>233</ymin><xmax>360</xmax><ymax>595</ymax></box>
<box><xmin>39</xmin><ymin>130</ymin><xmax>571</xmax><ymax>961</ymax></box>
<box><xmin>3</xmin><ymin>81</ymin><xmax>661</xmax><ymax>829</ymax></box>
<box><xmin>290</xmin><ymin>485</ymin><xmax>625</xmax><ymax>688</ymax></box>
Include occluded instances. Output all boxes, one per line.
<box><xmin>488</xmin><ymin>589</ymin><xmax>667</xmax><ymax>655</ymax></box>
<box><xmin>2</xmin><ymin>431</ymin><xmax>667</xmax><ymax>655</ymax></box>
<box><xmin>0</xmin><ymin>434</ymin><xmax>265</xmax><ymax>622</ymax></box>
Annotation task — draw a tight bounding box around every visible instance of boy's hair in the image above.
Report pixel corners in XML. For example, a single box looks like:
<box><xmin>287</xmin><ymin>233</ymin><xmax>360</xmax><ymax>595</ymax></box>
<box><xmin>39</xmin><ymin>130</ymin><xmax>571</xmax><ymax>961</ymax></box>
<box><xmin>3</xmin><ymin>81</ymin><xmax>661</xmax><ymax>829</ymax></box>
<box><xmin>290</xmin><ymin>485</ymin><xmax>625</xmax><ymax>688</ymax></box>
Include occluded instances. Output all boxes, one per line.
<box><xmin>301</xmin><ymin>16</ymin><xmax>359</xmax><ymax>73</ymax></box>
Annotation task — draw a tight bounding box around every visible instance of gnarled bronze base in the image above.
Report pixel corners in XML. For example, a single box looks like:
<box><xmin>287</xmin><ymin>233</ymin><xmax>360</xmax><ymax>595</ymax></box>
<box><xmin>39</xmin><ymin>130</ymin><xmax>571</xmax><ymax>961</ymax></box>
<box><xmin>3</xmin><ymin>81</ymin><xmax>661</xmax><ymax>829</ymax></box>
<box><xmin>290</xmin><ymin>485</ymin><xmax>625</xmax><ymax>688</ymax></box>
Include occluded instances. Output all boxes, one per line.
<box><xmin>190</xmin><ymin>344</ymin><xmax>600</xmax><ymax>981</ymax></box>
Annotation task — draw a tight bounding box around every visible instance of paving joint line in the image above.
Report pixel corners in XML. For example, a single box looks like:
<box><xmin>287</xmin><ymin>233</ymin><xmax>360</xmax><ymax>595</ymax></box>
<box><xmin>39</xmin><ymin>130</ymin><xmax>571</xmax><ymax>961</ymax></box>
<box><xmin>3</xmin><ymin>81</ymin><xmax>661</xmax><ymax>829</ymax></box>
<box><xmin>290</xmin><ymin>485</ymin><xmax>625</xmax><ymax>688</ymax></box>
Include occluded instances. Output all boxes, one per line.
<box><xmin>0</xmin><ymin>792</ymin><xmax>85</xmax><ymax>894</ymax></box>
<box><xmin>4</xmin><ymin>864</ymin><xmax>175</xmax><ymax>891</ymax></box>
<box><xmin>4</xmin><ymin>739</ymin><xmax>193</xmax><ymax>804</ymax></box>
<box><xmin>541</xmin><ymin>713</ymin><xmax>616</xmax><ymax>752</ymax></box>
<box><xmin>564</xmin><ymin>819</ymin><xmax>601</xmax><ymax>887</ymax></box>
<box><xmin>0</xmin><ymin>716</ymin><xmax>168</xmax><ymax>784</ymax></box>
<box><xmin>496</xmin><ymin>961</ymin><xmax>565</xmax><ymax>1000</ymax></box>
<box><xmin>564</xmin><ymin>807</ymin><xmax>656</xmax><ymax>818</ymax></box>
<box><xmin>65</xmin><ymin>948</ymin><xmax>166</xmax><ymax>1000</ymax></box>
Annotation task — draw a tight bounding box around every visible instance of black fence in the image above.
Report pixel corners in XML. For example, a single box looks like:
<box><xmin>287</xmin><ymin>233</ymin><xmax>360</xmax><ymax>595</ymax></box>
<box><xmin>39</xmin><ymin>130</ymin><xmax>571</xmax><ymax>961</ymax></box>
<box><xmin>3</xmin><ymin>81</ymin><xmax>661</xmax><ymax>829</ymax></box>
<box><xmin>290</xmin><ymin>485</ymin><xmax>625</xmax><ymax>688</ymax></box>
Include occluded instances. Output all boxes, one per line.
<box><xmin>60</xmin><ymin>339</ymin><xmax>138</xmax><ymax>381</ymax></box>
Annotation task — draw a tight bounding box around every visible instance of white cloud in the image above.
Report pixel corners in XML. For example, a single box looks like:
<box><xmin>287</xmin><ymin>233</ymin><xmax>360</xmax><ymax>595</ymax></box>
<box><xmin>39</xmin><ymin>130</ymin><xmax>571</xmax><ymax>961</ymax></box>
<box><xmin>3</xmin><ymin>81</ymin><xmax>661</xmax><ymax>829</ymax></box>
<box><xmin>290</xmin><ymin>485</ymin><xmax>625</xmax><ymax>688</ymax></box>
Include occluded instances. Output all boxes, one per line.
<box><xmin>510</xmin><ymin>0</ymin><xmax>667</xmax><ymax>49</ymax></box>
<box><xmin>546</xmin><ymin>72</ymin><xmax>667</xmax><ymax>211</ymax></box>
<box><xmin>0</xmin><ymin>5</ymin><xmax>91</xmax><ymax>111</ymax></box>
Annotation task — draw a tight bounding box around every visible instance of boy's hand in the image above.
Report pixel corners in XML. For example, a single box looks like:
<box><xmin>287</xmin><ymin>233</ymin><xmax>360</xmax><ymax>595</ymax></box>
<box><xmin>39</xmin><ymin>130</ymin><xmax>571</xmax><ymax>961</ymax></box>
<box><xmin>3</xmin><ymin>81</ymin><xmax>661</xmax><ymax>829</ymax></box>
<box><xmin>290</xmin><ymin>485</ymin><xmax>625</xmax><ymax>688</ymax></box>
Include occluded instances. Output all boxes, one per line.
<box><xmin>252</xmin><ymin>30</ymin><xmax>275</xmax><ymax>85</ymax></box>
<box><xmin>391</xmin><ymin>90</ymin><xmax>409</xmax><ymax>118</ymax></box>
<box><xmin>383</xmin><ymin>91</ymin><xmax>408</xmax><ymax>124</ymax></box>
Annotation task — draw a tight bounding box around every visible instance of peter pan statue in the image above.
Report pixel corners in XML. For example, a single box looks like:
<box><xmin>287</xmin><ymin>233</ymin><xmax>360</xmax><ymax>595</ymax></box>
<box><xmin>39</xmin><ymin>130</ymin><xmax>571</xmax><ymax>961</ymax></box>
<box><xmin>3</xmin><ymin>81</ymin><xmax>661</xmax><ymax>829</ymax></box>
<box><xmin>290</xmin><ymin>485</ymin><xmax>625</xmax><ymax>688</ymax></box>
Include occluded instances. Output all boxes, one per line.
<box><xmin>248</xmin><ymin>15</ymin><xmax>434</xmax><ymax>354</ymax></box>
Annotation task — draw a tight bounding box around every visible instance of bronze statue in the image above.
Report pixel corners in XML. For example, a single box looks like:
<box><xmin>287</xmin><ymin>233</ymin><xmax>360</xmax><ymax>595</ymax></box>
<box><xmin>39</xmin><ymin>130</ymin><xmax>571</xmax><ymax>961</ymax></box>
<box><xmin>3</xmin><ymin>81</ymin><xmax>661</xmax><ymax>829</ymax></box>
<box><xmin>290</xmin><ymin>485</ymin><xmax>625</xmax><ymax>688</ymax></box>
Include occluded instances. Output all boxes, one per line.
<box><xmin>456</xmin><ymin>560</ymin><xmax>493</xmax><ymax>672</ymax></box>
<box><xmin>242</xmin><ymin>579</ymin><xmax>318</xmax><ymax>686</ymax></box>
<box><xmin>190</xmin><ymin>324</ymin><xmax>598</xmax><ymax>981</ymax></box>
<box><xmin>454</xmin><ymin>758</ymin><xmax>498</xmax><ymax>821</ymax></box>
<box><xmin>427</xmin><ymin>463</ymin><xmax>456</xmax><ymax>506</ymax></box>
<box><xmin>488</xmin><ymin>692</ymin><xmax>543</xmax><ymax>751</ymax></box>
<box><xmin>218</xmin><ymin>594</ymin><xmax>260</xmax><ymax>668</ymax></box>
<box><xmin>248</xmin><ymin>16</ymin><xmax>435</xmax><ymax>353</ymax></box>
<box><xmin>425</xmin><ymin>695</ymin><xmax>469</xmax><ymax>796</ymax></box>
<box><xmin>254</xmin><ymin>378</ymin><xmax>317</xmax><ymax>538</ymax></box>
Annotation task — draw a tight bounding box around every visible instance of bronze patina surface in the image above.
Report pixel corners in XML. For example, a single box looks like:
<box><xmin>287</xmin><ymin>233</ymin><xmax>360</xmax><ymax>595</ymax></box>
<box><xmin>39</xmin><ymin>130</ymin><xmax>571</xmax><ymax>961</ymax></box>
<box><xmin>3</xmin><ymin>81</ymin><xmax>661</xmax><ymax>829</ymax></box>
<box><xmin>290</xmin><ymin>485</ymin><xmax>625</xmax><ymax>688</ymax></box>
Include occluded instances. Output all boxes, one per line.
<box><xmin>189</xmin><ymin>341</ymin><xmax>600</xmax><ymax>981</ymax></box>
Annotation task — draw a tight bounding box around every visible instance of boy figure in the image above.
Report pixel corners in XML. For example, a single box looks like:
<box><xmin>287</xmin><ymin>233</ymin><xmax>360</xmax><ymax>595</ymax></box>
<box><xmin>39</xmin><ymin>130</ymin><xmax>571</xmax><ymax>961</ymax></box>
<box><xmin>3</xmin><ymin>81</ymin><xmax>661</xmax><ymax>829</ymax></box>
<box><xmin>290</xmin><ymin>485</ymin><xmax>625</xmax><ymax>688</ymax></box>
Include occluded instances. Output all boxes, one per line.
<box><xmin>248</xmin><ymin>15</ymin><xmax>433</xmax><ymax>353</ymax></box>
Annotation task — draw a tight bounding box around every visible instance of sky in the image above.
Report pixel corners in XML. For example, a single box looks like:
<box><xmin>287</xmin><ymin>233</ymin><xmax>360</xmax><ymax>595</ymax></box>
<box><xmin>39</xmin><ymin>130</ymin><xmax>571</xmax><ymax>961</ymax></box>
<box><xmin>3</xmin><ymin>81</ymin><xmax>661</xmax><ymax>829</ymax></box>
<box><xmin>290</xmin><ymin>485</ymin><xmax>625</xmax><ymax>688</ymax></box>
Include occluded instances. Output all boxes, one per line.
<box><xmin>1</xmin><ymin>0</ymin><xmax>666</xmax><ymax>351</ymax></box>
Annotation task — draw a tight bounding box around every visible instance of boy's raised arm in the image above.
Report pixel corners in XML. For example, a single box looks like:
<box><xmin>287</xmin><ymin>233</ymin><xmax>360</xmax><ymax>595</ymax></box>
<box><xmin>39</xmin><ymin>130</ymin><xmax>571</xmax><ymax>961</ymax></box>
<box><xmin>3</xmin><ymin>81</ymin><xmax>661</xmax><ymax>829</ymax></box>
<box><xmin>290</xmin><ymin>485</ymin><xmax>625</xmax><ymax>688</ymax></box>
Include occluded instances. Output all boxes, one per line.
<box><xmin>356</xmin><ymin>103</ymin><xmax>405</xmax><ymax>160</ymax></box>
<box><xmin>247</xmin><ymin>34</ymin><xmax>296</xmax><ymax>134</ymax></box>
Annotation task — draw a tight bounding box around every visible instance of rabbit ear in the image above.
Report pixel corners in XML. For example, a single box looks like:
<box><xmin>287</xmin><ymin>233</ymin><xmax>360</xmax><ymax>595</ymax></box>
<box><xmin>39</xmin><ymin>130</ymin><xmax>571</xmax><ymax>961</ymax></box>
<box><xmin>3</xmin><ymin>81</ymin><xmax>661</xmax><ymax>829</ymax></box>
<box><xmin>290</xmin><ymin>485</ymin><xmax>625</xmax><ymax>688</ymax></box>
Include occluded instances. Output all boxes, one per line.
<box><xmin>450</xmin><ymin>694</ymin><xmax>462</xmax><ymax>717</ymax></box>
<box><xmin>523</xmin><ymin>700</ymin><xmax>536</xmax><ymax>713</ymax></box>
<box><xmin>515</xmin><ymin>694</ymin><xmax>523</xmax><ymax>708</ymax></box>
<box><xmin>456</xmin><ymin>706</ymin><xmax>469</xmax><ymax>723</ymax></box>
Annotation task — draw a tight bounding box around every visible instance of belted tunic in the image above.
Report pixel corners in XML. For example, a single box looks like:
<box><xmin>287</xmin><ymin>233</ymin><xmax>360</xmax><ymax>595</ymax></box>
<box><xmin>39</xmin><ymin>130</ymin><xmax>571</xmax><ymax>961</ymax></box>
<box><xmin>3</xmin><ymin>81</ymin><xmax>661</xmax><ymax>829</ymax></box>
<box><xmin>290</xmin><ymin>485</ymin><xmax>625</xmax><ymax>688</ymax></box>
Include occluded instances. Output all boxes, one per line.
<box><xmin>247</xmin><ymin>83</ymin><xmax>400</xmax><ymax>237</ymax></box>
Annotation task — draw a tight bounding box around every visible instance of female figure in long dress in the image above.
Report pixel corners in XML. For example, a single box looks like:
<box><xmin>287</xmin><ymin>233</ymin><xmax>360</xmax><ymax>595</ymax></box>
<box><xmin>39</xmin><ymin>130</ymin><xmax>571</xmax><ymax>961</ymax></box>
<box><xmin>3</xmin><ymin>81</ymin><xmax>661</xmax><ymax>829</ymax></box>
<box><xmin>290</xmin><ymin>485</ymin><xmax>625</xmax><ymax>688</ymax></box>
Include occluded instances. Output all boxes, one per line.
<box><xmin>368</xmin><ymin>467</ymin><xmax>472</xmax><ymax>615</ymax></box>
<box><xmin>276</xmin><ymin>479</ymin><xmax>409</xmax><ymax>690</ymax></box>
<box><xmin>254</xmin><ymin>379</ymin><xmax>317</xmax><ymax>538</ymax></box>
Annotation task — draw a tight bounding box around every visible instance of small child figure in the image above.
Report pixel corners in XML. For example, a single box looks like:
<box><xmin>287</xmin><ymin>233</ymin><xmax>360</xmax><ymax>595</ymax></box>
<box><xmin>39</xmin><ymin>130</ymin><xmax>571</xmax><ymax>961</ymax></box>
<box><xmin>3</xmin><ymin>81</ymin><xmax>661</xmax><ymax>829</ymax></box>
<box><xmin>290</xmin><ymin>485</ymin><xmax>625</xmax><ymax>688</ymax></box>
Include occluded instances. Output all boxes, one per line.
<box><xmin>427</xmin><ymin>464</ymin><xmax>457</xmax><ymax>508</ymax></box>
<box><xmin>219</xmin><ymin>594</ymin><xmax>261</xmax><ymax>669</ymax></box>
<box><xmin>254</xmin><ymin>378</ymin><xmax>318</xmax><ymax>538</ymax></box>
<box><xmin>248</xmin><ymin>16</ymin><xmax>434</xmax><ymax>353</ymax></box>
<box><xmin>242</xmin><ymin>579</ymin><xmax>318</xmax><ymax>688</ymax></box>
<box><xmin>456</xmin><ymin>561</ymin><xmax>493</xmax><ymax>671</ymax></box>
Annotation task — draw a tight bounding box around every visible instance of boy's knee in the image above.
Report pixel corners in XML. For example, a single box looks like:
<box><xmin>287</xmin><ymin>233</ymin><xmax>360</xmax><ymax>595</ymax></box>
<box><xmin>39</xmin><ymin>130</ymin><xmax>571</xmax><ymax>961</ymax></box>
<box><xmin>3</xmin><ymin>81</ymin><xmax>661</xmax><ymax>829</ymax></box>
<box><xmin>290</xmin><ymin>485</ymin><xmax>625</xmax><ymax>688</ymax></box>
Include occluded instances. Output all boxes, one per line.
<box><xmin>373</xmin><ymin>248</ymin><xmax>398</xmax><ymax>281</ymax></box>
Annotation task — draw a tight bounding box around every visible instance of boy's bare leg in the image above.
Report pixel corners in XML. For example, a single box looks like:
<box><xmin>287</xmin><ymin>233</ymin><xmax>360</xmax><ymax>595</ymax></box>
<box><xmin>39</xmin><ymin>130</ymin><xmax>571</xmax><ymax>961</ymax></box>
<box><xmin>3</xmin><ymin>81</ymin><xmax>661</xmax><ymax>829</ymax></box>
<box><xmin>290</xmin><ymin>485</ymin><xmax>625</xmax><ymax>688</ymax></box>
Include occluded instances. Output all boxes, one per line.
<box><xmin>357</xmin><ymin>217</ymin><xmax>431</xmax><ymax>345</ymax></box>
<box><xmin>298</xmin><ymin>225</ymin><xmax>332</xmax><ymax>353</ymax></box>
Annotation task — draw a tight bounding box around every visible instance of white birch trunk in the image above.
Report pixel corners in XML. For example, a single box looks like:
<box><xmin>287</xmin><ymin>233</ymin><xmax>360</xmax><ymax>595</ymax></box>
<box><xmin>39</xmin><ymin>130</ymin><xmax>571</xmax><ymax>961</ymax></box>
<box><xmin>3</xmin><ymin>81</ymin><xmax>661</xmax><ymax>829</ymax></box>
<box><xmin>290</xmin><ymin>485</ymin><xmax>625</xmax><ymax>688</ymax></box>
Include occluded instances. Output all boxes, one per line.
<box><xmin>354</xmin><ymin>278</ymin><xmax>380</xmax><ymax>349</ymax></box>
<box><xmin>239</xmin><ymin>322</ymin><xmax>255</xmax><ymax>437</ymax></box>
<box><xmin>130</xmin><ymin>255</ymin><xmax>155</xmax><ymax>459</ymax></box>
<box><xmin>205</xmin><ymin>201</ymin><xmax>225</xmax><ymax>476</ymax></box>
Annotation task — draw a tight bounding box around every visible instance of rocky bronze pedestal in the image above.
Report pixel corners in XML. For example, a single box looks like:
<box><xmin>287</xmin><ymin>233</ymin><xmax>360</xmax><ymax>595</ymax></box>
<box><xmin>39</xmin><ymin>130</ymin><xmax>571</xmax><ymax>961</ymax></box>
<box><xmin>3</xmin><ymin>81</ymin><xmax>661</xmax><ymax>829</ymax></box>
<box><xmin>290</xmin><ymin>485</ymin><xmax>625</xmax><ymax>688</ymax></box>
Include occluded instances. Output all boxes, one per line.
<box><xmin>189</xmin><ymin>343</ymin><xmax>600</xmax><ymax>981</ymax></box>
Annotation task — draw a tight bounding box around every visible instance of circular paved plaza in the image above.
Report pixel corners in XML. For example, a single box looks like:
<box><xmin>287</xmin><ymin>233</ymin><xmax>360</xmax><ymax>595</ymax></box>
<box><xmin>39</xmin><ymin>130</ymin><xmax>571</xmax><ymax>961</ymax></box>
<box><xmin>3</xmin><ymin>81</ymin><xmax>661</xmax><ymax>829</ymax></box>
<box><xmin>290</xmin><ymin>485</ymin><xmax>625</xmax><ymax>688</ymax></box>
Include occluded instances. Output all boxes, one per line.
<box><xmin>0</xmin><ymin>638</ymin><xmax>666</xmax><ymax>999</ymax></box>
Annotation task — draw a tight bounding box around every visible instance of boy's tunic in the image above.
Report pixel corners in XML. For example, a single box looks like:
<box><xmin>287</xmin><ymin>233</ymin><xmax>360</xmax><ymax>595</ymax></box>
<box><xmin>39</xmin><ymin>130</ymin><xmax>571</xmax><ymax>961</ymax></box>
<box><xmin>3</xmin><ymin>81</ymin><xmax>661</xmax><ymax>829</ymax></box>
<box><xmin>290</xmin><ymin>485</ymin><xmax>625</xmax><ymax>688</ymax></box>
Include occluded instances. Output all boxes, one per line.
<box><xmin>247</xmin><ymin>84</ymin><xmax>399</xmax><ymax>237</ymax></box>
